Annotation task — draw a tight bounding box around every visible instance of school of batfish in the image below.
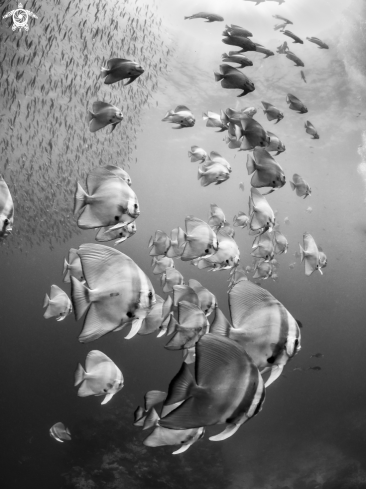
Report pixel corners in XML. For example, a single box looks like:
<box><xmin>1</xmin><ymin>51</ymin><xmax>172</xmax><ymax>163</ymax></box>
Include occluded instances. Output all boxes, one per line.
<box><xmin>1</xmin><ymin>0</ymin><xmax>329</xmax><ymax>455</ymax></box>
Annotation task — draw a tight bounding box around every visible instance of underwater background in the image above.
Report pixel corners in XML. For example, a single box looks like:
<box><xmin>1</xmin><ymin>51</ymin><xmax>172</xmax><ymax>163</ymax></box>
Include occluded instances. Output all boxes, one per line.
<box><xmin>1</xmin><ymin>0</ymin><xmax>366</xmax><ymax>487</ymax></box>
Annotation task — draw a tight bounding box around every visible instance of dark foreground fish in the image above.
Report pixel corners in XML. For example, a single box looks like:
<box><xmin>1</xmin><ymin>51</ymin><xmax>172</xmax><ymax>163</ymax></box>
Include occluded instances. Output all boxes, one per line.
<box><xmin>184</xmin><ymin>12</ymin><xmax>224</xmax><ymax>22</ymax></box>
<box><xmin>214</xmin><ymin>64</ymin><xmax>255</xmax><ymax>97</ymax></box>
<box><xmin>223</xmin><ymin>24</ymin><xmax>253</xmax><ymax>38</ymax></box>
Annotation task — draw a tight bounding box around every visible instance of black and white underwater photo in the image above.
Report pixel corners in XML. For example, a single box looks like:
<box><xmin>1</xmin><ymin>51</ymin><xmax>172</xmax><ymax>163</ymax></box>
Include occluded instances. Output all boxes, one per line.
<box><xmin>1</xmin><ymin>0</ymin><xmax>366</xmax><ymax>487</ymax></box>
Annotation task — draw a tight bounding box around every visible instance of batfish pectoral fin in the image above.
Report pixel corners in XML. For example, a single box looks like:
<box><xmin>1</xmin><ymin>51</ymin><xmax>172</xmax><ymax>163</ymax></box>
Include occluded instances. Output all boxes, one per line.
<box><xmin>125</xmin><ymin>317</ymin><xmax>144</xmax><ymax>339</ymax></box>
<box><xmin>209</xmin><ymin>423</ymin><xmax>240</xmax><ymax>441</ymax></box>
<box><xmin>101</xmin><ymin>392</ymin><xmax>114</xmax><ymax>405</ymax></box>
<box><xmin>264</xmin><ymin>365</ymin><xmax>284</xmax><ymax>387</ymax></box>
<box><xmin>172</xmin><ymin>443</ymin><xmax>193</xmax><ymax>455</ymax></box>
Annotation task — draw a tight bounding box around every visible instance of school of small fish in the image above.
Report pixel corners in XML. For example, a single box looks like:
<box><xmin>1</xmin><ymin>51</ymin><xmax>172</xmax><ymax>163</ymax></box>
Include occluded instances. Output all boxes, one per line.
<box><xmin>1</xmin><ymin>0</ymin><xmax>330</xmax><ymax>458</ymax></box>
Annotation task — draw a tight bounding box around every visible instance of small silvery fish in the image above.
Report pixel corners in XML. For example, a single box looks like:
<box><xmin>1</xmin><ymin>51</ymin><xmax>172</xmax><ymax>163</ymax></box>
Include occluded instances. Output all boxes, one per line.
<box><xmin>74</xmin><ymin>350</ymin><xmax>124</xmax><ymax>404</ymax></box>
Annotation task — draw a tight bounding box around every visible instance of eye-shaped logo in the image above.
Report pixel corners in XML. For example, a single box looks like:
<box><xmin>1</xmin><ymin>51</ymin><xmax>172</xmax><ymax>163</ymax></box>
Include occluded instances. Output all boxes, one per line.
<box><xmin>2</xmin><ymin>2</ymin><xmax>38</xmax><ymax>32</ymax></box>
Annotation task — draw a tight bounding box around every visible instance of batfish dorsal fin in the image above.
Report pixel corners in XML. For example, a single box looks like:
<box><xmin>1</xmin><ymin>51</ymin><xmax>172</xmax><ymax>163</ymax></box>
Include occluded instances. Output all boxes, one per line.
<box><xmin>228</xmin><ymin>279</ymin><xmax>275</xmax><ymax>328</ymax></box>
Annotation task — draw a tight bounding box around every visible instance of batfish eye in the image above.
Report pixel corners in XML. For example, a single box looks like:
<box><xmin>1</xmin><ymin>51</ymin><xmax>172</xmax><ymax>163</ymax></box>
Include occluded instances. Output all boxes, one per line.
<box><xmin>4</xmin><ymin>218</ymin><xmax>9</xmax><ymax>225</ymax></box>
<box><xmin>134</xmin><ymin>203</ymin><xmax>138</xmax><ymax>208</ymax></box>
<box><xmin>109</xmin><ymin>118</ymin><xmax>113</xmax><ymax>123</ymax></box>
<box><xmin>148</xmin><ymin>292</ymin><xmax>153</xmax><ymax>298</ymax></box>
<box><xmin>115</xmin><ymin>216</ymin><xmax>119</xmax><ymax>221</ymax></box>
<box><xmin>103</xmin><ymin>389</ymin><xmax>108</xmax><ymax>392</ymax></box>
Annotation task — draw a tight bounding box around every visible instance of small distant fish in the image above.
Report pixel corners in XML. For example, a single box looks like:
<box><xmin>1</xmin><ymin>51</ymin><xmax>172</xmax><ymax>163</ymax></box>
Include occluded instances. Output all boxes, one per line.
<box><xmin>262</xmin><ymin>102</ymin><xmax>284</xmax><ymax>124</ymax></box>
<box><xmin>308</xmin><ymin>366</ymin><xmax>322</xmax><ymax>371</ymax></box>
<box><xmin>87</xmin><ymin>101</ymin><xmax>123</xmax><ymax>133</ymax></box>
<box><xmin>306</xmin><ymin>206</ymin><xmax>313</xmax><ymax>213</ymax></box>
<box><xmin>181</xmin><ymin>216</ymin><xmax>218</xmax><ymax>261</ymax></box>
<box><xmin>252</xmin><ymin>232</ymin><xmax>275</xmax><ymax>262</ymax></box>
<box><xmin>233</xmin><ymin>211</ymin><xmax>249</xmax><ymax>228</ymax></box>
<box><xmin>286</xmin><ymin>93</ymin><xmax>308</xmax><ymax>113</ymax></box>
<box><xmin>249</xmin><ymin>188</ymin><xmax>276</xmax><ymax>234</ymax></box>
<box><xmin>149</xmin><ymin>230</ymin><xmax>171</xmax><ymax>256</ymax></box>
<box><xmin>283</xmin><ymin>30</ymin><xmax>303</xmax><ymax>44</ymax></box>
<box><xmin>214</xmin><ymin>64</ymin><xmax>255</xmax><ymax>97</ymax></box>
<box><xmin>306</xmin><ymin>37</ymin><xmax>329</xmax><ymax>49</ymax></box>
<box><xmin>206</xmin><ymin>151</ymin><xmax>231</xmax><ymax>172</ymax></box>
<box><xmin>208</xmin><ymin>203</ymin><xmax>226</xmax><ymax>229</ymax></box>
<box><xmin>289</xmin><ymin>262</ymin><xmax>296</xmax><ymax>269</ymax></box>
<box><xmin>310</xmin><ymin>353</ymin><xmax>324</xmax><ymax>358</ymax></box>
<box><xmin>290</xmin><ymin>174</ymin><xmax>311</xmax><ymax>198</ymax></box>
<box><xmin>286</xmin><ymin>51</ymin><xmax>305</xmax><ymax>67</ymax></box>
<box><xmin>274</xmin><ymin>23</ymin><xmax>287</xmax><ymax>32</ymax></box>
<box><xmin>74</xmin><ymin>350</ymin><xmax>124</xmax><ymax>404</ymax></box>
<box><xmin>273</xmin><ymin>15</ymin><xmax>292</xmax><ymax>24</ymax></box>
<box><xmin>221</xmin><ymin>52</ymin><xmax>253</xmax><ymax>68</ymax></box>
<box><xmin>50</xmin><ymin>422</ymin><xmax>71</xmax><ymax>443</ymax></box>
<box><xmin>100</xmin><ymin>58</ymin><xmax>144</xmax><ymax>85</ymax></box>
<box><xmin>293</xmin><ymin>367</ymin><xmax>303</xmax><ymax>372</ymax></box>
<box><xmin>300</xmin><ymin>70</ymin><xmax>307</xmax><ymax>83</ymax></box>
<box><xmin>243</xmin><ymin>0</ymin><xmax>266</xmax><ymax>4</ymax></box>
<box><xmin>43</xmin><ymin>285</ymin><xmax>72</xmax><ymax>321</ymax></box>
<box><xmin>305</xmin><ymin>121</ymin><xmax>319</xmax><ymax>139</ymax></box>
<box><xmin>294</xmin><ymin>251</ymin><xmax>301</xmax><ymax>258</ymax></box>
<box><xmin>198</xmin><ymin>161</ymin><xmax>230</xmax><ymax>186</ymax></box>
<box><xmin>162</xmin><ymin>106</ymin><xmax>195</xmax><ymax>128</ymax></box>
<box><xmin>318</xmin><ymin>246</ymin><xmax>328</xmax><ymax>271</ymax></box>
<box><xmin>239</xmin><ymin>182</ymin><xmax>245</xmax><ymax>191</ymax></box>
<box><xmin>184</xmin><ymin>12</ymin><xmax>224</xmax><ymax>22</ymax></box>
<box><xmin>0</xmin><ymin>175</ymin><xmax>14</xmax><ymax>238</ymax></box>
<box><xmin>284</xmin><ymin>217</ymin><xmax>290</xmax><ymax>225</ymax></box>
<box><xmin>299</xmin><ymin>232</ymin><xmax>322</xmax><ymax>276</ymax></box>
<box><xmin>273</xmin><ymin>230</ymin><xmax>288</xmax><ymax>254</ymax></box>
<box><xmin>188</xmin><ymin>146</ymin><xmax>207</xmax><ymax>162</ymax></box>
<box><xmin>161</xmin><ymin>267</ymin><xmax>185</xmax><ymax>293</ymax></box>
<box><xmin>266</xmin><ymin>131</ymin><xmax>286</xmax><ymax>155</ymax></box>
<box><xmin>277</xmin><ymin>41</ymin><xmax>289</xmax><ymax>54</ymax></box>
<box><xmin>253</xmin><ymin>260</ymin><xmax>273</xmax><ymax>279</ymax></box>
<box><xmin>151</xmin><ymin>256</ymin><xmax>175</xmax><ymax>275</ymax></box>
<box><xmin>202</xmin><ymin>111</ymin><xmax>228</xmax><ymax>132</ymax></box>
